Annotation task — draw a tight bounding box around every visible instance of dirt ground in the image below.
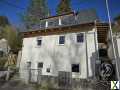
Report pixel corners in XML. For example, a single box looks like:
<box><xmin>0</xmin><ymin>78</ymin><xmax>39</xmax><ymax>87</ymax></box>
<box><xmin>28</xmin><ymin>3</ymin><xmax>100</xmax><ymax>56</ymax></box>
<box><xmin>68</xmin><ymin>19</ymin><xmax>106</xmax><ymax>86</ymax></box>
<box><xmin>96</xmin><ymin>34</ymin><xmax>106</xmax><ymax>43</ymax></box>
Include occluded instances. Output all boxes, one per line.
<box><xmin>0</xmin><ymin>79</ymin><xmax>35</xmax><ymax>90</ymax></box>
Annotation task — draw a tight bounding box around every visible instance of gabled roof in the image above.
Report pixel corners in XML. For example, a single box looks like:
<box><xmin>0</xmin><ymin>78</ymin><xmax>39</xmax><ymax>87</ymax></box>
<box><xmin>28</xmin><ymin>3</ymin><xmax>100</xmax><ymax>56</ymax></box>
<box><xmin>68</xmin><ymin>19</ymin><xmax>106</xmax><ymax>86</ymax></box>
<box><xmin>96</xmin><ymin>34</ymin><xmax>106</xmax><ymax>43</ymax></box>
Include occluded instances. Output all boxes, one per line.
<box><xmin>24</xmin><ymin>9</ymin><xmax>99</xmax><ymax>32</ymax></box>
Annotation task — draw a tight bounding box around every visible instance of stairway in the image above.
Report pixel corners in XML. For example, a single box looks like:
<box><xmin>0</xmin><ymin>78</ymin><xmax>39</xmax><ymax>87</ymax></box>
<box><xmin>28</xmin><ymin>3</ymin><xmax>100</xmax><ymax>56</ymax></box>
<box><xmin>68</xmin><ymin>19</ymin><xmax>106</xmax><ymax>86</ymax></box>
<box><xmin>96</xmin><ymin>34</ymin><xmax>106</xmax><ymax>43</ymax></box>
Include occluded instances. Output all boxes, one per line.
<box><xmin>96</xmin><ymin>23</ymin><xmax>109</xmax><ymax>44</ymax></box>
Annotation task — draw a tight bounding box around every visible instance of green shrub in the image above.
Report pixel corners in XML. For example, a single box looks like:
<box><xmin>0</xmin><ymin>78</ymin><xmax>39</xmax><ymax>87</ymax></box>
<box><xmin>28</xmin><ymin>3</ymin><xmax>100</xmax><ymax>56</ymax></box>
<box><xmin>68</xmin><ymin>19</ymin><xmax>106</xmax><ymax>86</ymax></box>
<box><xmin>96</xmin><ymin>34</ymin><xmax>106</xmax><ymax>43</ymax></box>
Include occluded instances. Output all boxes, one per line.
<box><xmin>0</xmin><ymin>57</ymin><xmax>7</xmax><ymax>70</ymax></box>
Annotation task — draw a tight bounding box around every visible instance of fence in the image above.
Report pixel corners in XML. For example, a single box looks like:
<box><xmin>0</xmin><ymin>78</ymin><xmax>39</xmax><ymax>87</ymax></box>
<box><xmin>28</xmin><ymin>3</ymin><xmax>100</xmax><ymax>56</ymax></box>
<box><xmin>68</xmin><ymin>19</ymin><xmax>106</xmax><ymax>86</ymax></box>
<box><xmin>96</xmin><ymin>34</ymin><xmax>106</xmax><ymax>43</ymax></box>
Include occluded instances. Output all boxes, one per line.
<box><xmin>24</xmin><ymin>69</ymin><xmax>111</xmax><ymax>90</ymax></box>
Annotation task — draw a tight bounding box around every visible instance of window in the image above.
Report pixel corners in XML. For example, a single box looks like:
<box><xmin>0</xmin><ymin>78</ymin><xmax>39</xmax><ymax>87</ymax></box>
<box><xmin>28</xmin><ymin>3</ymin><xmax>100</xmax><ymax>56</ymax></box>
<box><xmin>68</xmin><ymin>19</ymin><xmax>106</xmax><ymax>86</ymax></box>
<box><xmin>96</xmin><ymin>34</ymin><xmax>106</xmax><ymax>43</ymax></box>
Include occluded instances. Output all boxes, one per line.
<box><xmin>46</xmin><ymin>68</ymin><xmax>50</xmax><ymax>72</ymax></box>
<box><xmin>72</xmin><ymin>64</ymin><xmax>79</xmax><ymax>72</ymax></box>
<box><xmin>38</xmin><ymin>62</ymin><xmax>43</xmax><ymax>68</ymax></box>
<box><xmin>37</xmin><ymin>39</ymin><xmax>42</xmax><ymax>46</ymax></box>
<box><xmin>77</xmin><ymin>33</ymin><xmax>84</xmax><ymax>43</ymax></box>
<box><xmin>59</xmin><ymin>36</ymin><xmax>65</xmax><ymax>44</ymax></box>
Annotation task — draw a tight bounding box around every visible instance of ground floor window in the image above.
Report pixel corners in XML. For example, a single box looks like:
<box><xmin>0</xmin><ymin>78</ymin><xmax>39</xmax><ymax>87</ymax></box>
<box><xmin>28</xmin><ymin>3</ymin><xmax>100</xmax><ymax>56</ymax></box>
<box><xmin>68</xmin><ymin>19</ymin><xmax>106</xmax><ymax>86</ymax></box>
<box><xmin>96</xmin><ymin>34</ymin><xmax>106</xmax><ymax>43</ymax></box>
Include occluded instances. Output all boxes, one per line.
<box><xmin>46</xmin><ymin>68</ymin><xmax>50</xmax><ymax>73</ymax></box>
<box><xmin>72</xmin><ymin>64</ymin><xmax>79</xmax><ymax>72</ymax></box>
<box><xmin>38</xmin><ymin>62</ymin><xmax>43</xmax><ymax>68</ymax></box>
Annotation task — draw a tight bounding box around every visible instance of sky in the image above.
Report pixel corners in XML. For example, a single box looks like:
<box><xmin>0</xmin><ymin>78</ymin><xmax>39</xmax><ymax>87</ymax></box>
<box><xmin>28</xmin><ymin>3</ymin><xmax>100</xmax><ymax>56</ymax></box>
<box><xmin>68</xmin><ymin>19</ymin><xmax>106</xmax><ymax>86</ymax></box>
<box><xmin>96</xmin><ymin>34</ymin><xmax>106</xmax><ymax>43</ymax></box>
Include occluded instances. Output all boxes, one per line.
<box><xmin>0</xmin><ymin>0</ymin><xmax>120</xmax><ymax>28</ymax></box>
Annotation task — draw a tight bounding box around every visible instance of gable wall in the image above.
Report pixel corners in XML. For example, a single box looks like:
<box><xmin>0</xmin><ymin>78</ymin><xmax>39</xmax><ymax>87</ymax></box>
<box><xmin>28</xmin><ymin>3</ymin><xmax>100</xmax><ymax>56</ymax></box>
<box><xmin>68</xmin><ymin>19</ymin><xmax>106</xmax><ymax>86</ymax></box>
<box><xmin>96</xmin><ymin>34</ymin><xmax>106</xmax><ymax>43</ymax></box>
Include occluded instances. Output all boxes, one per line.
<box><xmin>20</xmin><ymin>27</ymin><xmax>98</xmax><ymax>83</ymax></box>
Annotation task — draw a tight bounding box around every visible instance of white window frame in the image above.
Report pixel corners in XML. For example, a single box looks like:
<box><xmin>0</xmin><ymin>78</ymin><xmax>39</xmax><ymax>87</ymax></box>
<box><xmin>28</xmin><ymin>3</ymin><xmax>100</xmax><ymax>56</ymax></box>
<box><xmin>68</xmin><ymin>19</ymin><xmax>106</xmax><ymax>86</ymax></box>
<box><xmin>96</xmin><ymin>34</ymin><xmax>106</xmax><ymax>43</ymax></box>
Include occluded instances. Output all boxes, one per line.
<box><xmin>58</xmin><ymin>35</ymin><xmax>65</xmax><ymax>45</ymax></box>
<box><xmin>76</xmin><ymin>32</ymin><xmax>85</xmax><ymax>43</ymax></box>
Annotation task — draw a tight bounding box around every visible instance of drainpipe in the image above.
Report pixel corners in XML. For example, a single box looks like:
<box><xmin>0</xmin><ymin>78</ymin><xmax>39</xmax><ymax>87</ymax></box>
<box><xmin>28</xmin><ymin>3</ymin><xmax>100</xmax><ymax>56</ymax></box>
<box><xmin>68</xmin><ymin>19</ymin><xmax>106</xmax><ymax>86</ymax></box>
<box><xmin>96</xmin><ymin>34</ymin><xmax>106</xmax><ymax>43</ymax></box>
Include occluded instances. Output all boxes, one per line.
<box><xmin>85</xmin><ymin>32</ymin><xmax>89</xmax><ymax>78</ymax></box>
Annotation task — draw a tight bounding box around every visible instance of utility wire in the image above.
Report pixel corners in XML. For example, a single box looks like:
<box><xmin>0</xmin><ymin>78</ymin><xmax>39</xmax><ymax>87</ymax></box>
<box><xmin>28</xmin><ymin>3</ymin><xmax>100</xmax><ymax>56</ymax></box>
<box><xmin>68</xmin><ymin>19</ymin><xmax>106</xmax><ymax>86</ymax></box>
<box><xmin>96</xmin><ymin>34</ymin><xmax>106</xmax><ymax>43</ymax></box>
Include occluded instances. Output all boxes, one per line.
<box><xmin>0</xmin><ymin>0</ymin><xmax>98</xmax><ymax>11</ymax></box>
<box><xmin>0</xmin><ymin>0</ymin><xmax>26</xmax><ymax>10</ymax></box>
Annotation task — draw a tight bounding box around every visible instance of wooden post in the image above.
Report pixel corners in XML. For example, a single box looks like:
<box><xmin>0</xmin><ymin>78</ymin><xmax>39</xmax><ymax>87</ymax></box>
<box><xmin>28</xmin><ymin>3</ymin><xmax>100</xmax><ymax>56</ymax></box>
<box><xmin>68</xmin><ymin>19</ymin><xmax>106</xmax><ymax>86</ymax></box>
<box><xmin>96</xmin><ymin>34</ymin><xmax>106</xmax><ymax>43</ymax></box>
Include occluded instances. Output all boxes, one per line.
<box><xmin>37</xmin><ymin>68</ymin><xmax>42</xmax><ymax>84</ymax></box>
<box><xmin>6</xmin><ymin>66</ymin><xmax>10</xmax><ymax>81</ymax></box>
<box><xmin>28</xmin><ymin>68</ymin><xmax>31</xmax><ymax>83</ymax></box>
<box><xmin>27</xmin><ymin>62</ymin><xmax>31</xmax><ymax>83</ymax></box>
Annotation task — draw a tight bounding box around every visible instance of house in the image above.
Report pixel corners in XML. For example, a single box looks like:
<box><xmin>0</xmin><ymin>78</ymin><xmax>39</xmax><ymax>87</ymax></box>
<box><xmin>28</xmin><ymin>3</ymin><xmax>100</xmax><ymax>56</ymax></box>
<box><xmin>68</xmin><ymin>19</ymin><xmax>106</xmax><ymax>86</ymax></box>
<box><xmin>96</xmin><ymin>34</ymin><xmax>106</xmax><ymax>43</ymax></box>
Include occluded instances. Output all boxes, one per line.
<box><xmin>19</xmin><ymin>9</ymin><xmax>110</xmax><ymax>83</ymax></box>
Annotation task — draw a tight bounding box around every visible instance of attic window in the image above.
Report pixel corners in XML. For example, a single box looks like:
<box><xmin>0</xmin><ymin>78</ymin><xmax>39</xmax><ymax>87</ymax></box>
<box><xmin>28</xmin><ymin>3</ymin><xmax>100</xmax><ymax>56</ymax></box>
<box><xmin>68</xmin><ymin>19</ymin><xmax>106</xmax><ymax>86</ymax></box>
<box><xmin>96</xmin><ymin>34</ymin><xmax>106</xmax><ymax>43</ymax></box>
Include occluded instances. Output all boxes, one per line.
<box><xmin>77</xmin><ymin>33</ymin><xmax>84</xmax><ymax>43</ymax></box>
<box><xmin>72</xmin><ymin>64</ymin><xmax>79</xmax><ymax>72</ymax></box>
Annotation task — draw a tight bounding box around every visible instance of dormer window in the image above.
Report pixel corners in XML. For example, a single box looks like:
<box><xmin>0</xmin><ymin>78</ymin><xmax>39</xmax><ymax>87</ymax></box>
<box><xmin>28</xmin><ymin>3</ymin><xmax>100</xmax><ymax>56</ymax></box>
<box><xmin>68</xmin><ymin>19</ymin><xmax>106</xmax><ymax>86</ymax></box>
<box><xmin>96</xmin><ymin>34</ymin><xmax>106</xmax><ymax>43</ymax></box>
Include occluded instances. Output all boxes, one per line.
<box><xmin>77</xmin><ymin>33</ymin><xmax>84</xmax><ymax>43</ymax></box>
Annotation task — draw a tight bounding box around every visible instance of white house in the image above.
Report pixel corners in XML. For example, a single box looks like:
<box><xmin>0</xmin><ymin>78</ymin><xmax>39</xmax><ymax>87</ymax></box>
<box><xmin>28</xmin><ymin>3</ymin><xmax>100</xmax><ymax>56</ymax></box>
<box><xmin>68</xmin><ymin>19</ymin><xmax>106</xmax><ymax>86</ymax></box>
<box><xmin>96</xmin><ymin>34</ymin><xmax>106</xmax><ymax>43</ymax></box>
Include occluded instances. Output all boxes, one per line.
<box><xmin>19</xmin><ymin>9</ymin><xmax>109</xmax><ymax>83</ymax></box>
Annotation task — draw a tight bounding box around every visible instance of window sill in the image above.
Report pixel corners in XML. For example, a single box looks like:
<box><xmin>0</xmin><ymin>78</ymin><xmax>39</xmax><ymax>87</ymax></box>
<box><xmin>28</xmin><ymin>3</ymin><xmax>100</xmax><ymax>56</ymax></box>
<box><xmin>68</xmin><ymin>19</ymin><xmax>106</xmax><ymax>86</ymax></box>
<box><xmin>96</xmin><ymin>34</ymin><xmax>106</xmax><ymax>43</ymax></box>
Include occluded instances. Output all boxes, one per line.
<box><xmin>72</xmin><ymin>72</ymin><xmax>81</xmax><ymax>77</ymax></box>
<box><xmin>58</xmin><ymin>44</ymin><xmax>65</xmax><ymax>46</ymax></box>
<box><xmin>72</xmin><ymin>72</ymin><xmax>80</xmax><ymax>75</ymax></box>
<box><xmin>76</xmin><ymin>42</ymin><xmax>84</xmax><ymax>46</ymax></box>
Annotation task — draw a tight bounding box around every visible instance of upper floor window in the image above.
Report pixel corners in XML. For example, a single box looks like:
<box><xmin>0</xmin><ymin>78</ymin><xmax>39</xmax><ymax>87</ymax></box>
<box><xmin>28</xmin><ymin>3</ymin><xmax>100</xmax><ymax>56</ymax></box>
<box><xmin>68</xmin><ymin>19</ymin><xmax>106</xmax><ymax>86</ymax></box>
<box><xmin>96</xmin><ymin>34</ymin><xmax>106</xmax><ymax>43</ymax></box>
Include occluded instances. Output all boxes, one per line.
<box><xmin>37</xmin><ymin>40</ymin><xmax>42</xmax><ymax>46</ymax></box>
<box><xmin>77</xmin><ymin>33</ymin><xmax>84</xmax><ymax>43</ymax></box>
<box><xmin>59</xmin><ymin>36</ymin><xmax>65</xmax><ymax>45</ymax></box>
<box><xmin>37</xmin><ymin>37</ymin><xmax>42</xmax><ymax>46</ymax></box>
